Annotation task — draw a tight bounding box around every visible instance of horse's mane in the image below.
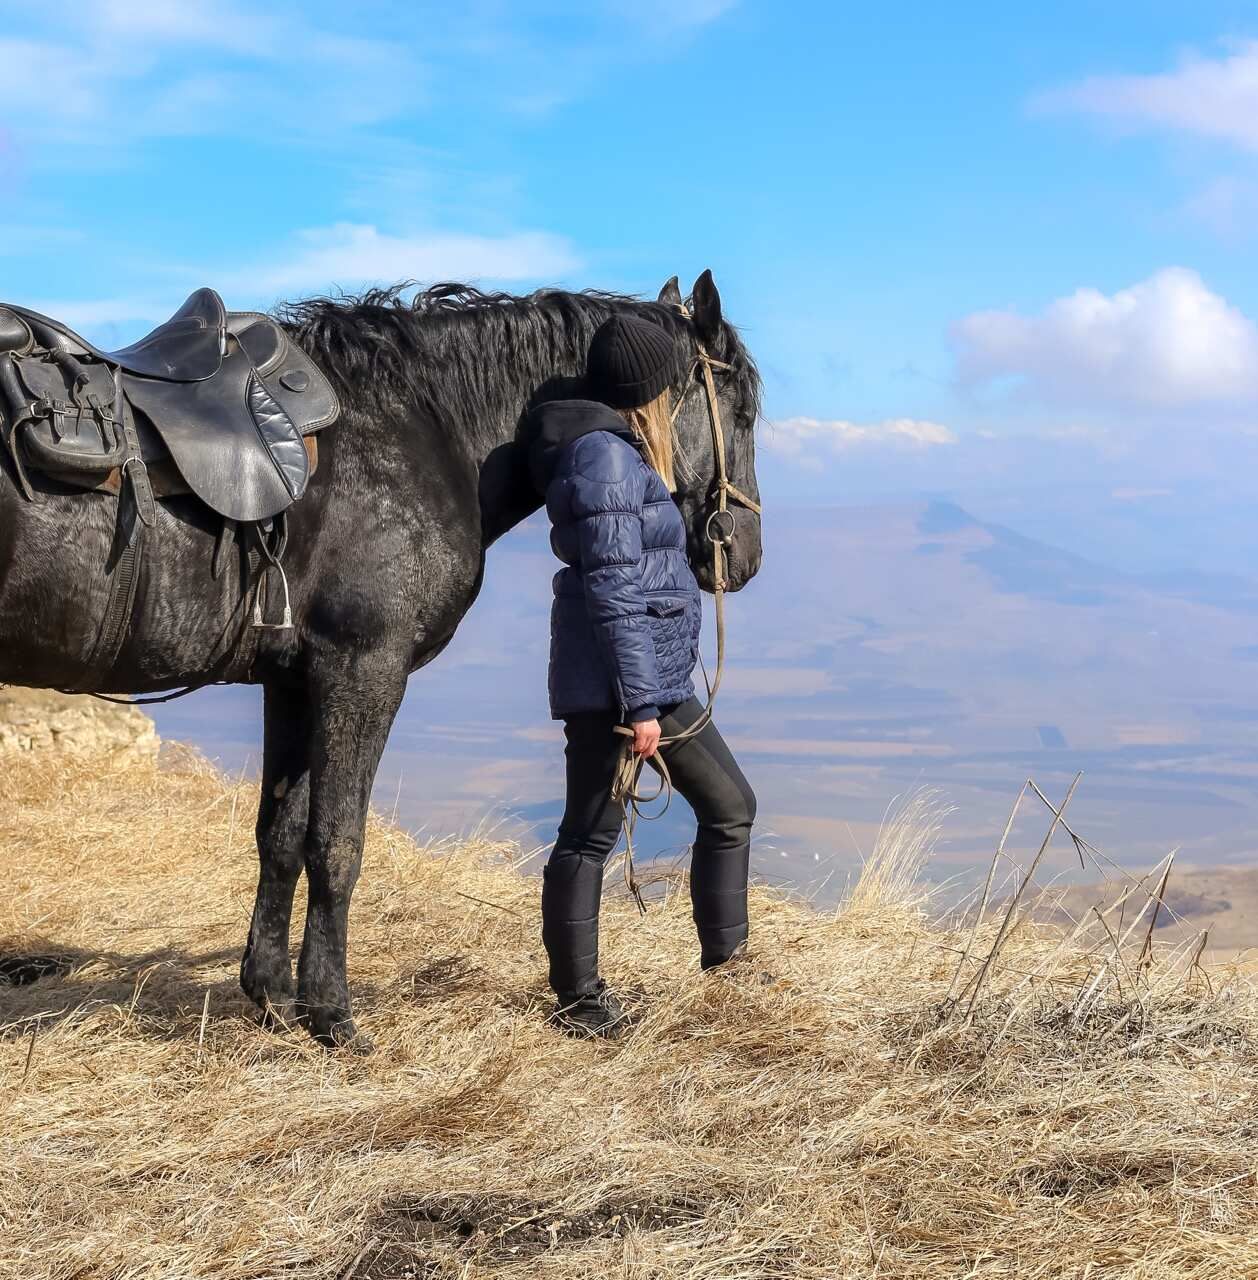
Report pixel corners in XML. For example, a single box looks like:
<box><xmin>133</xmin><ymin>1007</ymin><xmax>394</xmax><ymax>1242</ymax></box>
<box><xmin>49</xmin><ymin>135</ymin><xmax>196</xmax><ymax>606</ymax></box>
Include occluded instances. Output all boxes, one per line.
<box><xmin>277</xmin><ymin>282</ymin><xmax>760</xmax><ymax>450</ymax></box>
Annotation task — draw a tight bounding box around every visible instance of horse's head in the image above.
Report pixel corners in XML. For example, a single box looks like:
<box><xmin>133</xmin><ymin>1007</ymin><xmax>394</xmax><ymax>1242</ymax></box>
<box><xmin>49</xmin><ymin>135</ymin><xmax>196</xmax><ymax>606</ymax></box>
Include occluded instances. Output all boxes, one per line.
<box><xmin>661</xmin><ymin>270</ymin><xmax>763</xmax><ymax>594</ymax></box>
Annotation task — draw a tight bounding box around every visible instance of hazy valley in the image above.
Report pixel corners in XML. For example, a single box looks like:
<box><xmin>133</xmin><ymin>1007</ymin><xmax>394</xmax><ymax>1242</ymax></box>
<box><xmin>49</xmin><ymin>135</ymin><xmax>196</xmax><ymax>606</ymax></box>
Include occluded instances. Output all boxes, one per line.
<box><xmin>145</xmin><ymin>499</ymin><xmax>1257</xmax><ymax>953</ymax></box>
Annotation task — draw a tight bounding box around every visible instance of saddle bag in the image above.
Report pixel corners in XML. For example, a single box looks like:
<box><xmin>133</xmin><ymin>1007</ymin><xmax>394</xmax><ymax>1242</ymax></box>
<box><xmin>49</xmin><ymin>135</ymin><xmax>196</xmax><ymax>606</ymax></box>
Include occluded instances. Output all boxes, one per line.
<box><xmin>0</xmin><ymin>351</ymin><xmax>125</xmax><ymax>479</ymax></box>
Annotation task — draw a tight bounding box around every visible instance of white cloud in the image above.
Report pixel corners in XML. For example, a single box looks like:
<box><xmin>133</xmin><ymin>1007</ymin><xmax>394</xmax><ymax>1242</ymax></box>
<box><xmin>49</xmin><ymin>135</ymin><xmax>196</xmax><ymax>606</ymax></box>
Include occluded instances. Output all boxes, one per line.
<box><xmin>610</xmin><ymin>0</ymin><xmax>738</xmax><ymax>34</ymax></box>
<box><xmin>0</xmin><ymin>224</ymin><xmax>86</xmax><ymax>253</ymax></box>
<box><xmin>0</xmin><ymin>4</ymin><xmax>419</xmax><ymax>146</ymax></box>
<box><xmin>85</xmin><ymin>0</ymin><xmax>284</xmax><ymax>53</ymax></box>
<box><xmin>29</xmin><ymin>221</ymin><xmax>582</xmax><ymax>336</ymax></box>
<box><xmin>952</xmin><ymin>268</ymin><xmax>1258</xmax><ymax>407</ymax></box>
<box><xmin>766</xmin><ymin>416</ymin><xmax>957</xmax><ymax>464</ymax></box>
<box><xmin>1182</xmin><ymin>175</ymin><xmax>1258</xmax><ymax>237</ymax></box>
<box><xmin>227</xmin><ymin>223</ymin><xmax>580</xmax><ymax>297</ymax></box>
<box><xmin>0</xmin><ymin>40</ymin><xmax>105</xmax><ymax>120</ymax></box>
<box><xmin>3</xmin><ymin>2</ymin><xmax>737</xmax><ymax>150</ymax></box>
<box><xmin>22</xmin><ymin>297</ymin><xmax>177</xmax><ymax>329</ymax></box>
<box><xmin>1035</xmin><ymin>40</ymin><xmax>1258</xmax><ymax>152</ymax></box>
<box><xmin>1112</xmin><ymin>487</ymin><xmax>1173</xmax><ymax>502</ymax></box>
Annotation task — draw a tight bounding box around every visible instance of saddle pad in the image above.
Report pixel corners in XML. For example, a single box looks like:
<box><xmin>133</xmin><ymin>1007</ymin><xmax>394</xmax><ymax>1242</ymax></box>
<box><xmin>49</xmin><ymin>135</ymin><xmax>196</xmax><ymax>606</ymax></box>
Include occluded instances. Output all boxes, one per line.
<box><xmin>125</xmin><ymin>344</ymin><xmax>310</xmax><ymax>523</ymax></box>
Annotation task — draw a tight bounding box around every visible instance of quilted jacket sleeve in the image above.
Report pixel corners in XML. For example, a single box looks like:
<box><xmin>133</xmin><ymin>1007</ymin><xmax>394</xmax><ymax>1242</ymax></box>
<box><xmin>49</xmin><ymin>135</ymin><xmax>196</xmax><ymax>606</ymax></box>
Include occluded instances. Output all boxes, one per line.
<box><xmin>565</xmin><ymin>435</ymin><xmax>662</xmax><ymax>722</ymax></box>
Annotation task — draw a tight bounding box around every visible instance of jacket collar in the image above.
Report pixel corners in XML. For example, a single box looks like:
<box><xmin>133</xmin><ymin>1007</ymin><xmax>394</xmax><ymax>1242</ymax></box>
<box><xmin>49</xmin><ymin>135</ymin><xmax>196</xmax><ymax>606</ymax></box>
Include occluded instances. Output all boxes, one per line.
<box><xmin>526</xmin><ymin>398</ymin><xmax>643</xmax><ymax>491</ymax></box>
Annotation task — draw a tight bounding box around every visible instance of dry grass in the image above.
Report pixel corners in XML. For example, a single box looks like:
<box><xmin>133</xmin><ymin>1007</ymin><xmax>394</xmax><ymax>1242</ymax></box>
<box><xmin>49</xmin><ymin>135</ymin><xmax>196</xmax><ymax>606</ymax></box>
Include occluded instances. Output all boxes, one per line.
<box><xmin>1</xmin><ymin>744</ymin><xmax>1256</xmax><ymax>1280</ymax></box>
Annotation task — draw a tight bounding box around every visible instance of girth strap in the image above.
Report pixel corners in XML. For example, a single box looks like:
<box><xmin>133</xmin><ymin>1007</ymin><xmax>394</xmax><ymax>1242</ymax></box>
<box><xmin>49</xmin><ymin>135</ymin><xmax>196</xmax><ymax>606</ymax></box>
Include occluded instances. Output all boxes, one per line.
<box><xmin>78</xmin><ymin>484</ymin><xmax>146</xmax><ymax>690</ymax></box>
<box><xmin>69</xmin><ymin>382</ymin><xmax>157</xmax><ymax>689</ymax></box>
<box><xmin>117</xmin><ymin>376</ymin><xmax>157</xmax><ymax>529</ymax></box>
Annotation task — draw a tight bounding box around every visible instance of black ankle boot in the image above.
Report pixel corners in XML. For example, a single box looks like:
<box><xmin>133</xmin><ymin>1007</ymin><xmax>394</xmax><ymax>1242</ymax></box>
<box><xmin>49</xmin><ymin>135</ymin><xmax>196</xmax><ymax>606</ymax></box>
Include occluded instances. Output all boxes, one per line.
<box><xmin>700</xmin><ymin>939</ymin><xmax>750</xmax><ymax>971</ymax></box>
<box><xmin>549</xmin><ymin>980</ymin><xmax>629</xmax><ymax>1039</ymax></box>
<box><xmin>702</xmin><ymin>944</ymin><xmax>773</xmax><ymax>985</ymax></box>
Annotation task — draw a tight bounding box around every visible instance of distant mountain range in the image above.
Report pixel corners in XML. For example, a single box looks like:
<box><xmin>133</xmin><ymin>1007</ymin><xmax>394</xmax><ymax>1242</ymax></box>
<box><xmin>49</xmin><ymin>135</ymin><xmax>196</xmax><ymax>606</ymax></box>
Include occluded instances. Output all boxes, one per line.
<box><xmin>149</xmin><ymin>499</ymin><xmax>1258</xmax><ymax>936</ymax></box>
<box><xmin>719</xmin><ymin>501</ymin><xmax>1258</xmax><ymax>888</ymax></box>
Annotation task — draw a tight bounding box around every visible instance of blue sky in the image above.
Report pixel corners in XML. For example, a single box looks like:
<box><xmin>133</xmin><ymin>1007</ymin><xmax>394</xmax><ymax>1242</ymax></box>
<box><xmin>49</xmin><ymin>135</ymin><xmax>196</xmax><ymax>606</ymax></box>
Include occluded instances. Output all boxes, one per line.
<box><xmin>17</xmin><ymin>0</ymin><xmax>1258</xmax><ymax>873</ymax></box>
<box><xmin>6</xmin><ymin>0</ymin><xmax>1258</xmax><ymax>567</ymax></box>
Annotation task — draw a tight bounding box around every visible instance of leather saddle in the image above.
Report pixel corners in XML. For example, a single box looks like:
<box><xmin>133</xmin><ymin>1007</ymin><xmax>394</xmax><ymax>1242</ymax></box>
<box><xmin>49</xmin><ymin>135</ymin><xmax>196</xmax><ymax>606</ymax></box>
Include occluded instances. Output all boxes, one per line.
<box><xmin>0</xmin><ymin>287</ymin><xmax>339</xmax><ymax>523</ymax></box>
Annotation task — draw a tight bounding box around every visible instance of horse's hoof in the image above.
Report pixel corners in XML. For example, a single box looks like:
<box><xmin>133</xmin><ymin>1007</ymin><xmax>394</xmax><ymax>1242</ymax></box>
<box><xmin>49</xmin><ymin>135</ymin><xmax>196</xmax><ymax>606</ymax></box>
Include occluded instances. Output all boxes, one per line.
<box><xmin>240</xmin><ymin>960</ymin><xmax>296</xmax><ymax>1018</ymax></box>
<box><xmin>259</xmin><ymin>999</ymin><xmax>300</xmax><ymax>1032</ymax></box>
<box><xmin>344</xmin><ymin>1031</ymin><xmax>376</xmax><ymax>1057</ymax></box>
<box><xmin>308</xmin><ymin>1013</ymin><xmax>375</xmax><ymax>1055</ymax></box>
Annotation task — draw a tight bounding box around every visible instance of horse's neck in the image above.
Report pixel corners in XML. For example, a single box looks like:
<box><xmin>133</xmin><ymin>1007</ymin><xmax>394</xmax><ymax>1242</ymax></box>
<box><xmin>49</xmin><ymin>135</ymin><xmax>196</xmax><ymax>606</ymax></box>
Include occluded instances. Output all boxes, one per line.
<box><xmin>475</xmin><ymin>427</ymin><xmax>542</xmax><ymax>548</ymax></box>
<box><xmin>420</xmin><ymin>325</ymin><xmax>594</xmax><ymax>546</ymax></box>
<box><xmin>460</xmin><ymin>365</ymin><xmax>586</xmax><ymax>548</ymax></box>
<box><xmin>445</xmin><ymin>391</ymin><xmax>545</xmax><ymax>550</ymax></box>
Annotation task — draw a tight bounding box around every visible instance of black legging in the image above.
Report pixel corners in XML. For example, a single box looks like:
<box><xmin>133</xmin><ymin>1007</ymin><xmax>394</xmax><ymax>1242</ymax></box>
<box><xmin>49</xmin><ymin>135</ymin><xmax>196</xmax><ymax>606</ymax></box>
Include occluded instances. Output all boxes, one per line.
<box><xmin>541</xmin><ymin>696</ymin><xmax>756</xmax><ymax>996</ymax></box>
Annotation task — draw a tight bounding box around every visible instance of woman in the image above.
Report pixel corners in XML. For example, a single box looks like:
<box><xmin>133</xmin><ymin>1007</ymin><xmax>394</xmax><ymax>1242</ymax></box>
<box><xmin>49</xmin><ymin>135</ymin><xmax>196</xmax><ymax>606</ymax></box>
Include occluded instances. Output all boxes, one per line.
<box><xmin>526</xmin><ymin>312</ymin><xmax>757</xmax><ymax>1038</ymax></box>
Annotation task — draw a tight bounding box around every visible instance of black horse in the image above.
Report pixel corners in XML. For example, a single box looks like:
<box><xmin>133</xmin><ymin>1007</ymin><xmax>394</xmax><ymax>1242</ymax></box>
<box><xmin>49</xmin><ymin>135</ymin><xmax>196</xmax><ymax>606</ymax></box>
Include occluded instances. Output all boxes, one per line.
<box><xmin>0</xmin><ymin>270</ymin><xmax>763</xmax><ymax>1049</ymax></box>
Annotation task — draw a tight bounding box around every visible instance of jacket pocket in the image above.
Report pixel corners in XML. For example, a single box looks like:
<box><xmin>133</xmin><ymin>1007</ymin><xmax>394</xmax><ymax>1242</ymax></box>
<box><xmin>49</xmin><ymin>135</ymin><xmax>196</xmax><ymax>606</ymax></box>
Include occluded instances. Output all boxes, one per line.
<box><xmin>646</xmin><ymin>596</ymin><xmax>686</xmax><ymax>617</ymax></box>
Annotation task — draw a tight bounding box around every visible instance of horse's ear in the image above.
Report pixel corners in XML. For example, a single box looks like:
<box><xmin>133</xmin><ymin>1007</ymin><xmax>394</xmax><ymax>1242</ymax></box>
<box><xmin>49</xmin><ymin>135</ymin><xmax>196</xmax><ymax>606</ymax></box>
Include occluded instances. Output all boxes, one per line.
<box><xmin>691</xmin><ymin>269</ymin><xmax>722</xmax><ymax>344</ymax></box>
<box><xmin>658</xmin><ymin>276</ymin><xmax>682</xmax><ymax>306</ymax></box>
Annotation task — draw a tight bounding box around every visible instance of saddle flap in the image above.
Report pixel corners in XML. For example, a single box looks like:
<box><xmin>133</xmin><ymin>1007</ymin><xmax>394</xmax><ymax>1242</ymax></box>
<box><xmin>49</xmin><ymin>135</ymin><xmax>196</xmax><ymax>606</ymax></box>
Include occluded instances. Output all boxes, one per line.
<box><xmin>125</xmin><ymin>345</ymin><xmax>309</xmax><ymax>523</ymax></box>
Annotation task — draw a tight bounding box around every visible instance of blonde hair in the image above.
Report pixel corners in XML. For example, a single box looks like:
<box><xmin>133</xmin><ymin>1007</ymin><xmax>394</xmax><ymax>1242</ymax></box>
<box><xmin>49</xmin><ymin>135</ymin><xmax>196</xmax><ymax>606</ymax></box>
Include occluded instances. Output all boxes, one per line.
<box><xmin>619</xmin><ymin>388</ymin><xmax>676</xmax><ymax>491</ymax></box>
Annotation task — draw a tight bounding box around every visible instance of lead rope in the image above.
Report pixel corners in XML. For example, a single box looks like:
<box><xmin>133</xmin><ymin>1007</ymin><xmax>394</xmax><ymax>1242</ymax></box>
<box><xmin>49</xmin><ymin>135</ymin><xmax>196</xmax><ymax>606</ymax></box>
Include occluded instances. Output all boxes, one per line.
<box><xmin>610</xmin><ymin>340</ymin><xmax>762</xmax><ymax>913</ymax></box>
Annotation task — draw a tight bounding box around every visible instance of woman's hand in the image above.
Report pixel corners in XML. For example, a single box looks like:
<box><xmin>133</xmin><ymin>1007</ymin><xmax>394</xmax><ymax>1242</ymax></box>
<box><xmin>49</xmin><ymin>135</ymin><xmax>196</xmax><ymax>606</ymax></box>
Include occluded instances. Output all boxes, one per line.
<box><xmin>632</xmin><ymin>718</ymin><xmax>661</xmax><ymax>758</ymax></box>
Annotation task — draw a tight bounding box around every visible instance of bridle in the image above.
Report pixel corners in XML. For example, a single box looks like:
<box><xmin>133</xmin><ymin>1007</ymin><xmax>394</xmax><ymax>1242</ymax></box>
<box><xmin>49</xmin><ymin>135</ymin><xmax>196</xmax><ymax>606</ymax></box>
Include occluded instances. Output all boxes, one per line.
<box><xmin>670</xmin><ymin>340</ymin><xmax>763</xmax><ymax>597</ymax></box>
<box><xmin>611</xmin><ymin>317</ymin><xmax>763</xmax><ymax>909</ymax></box>
<box><xmin>663</xmin><ymin>320</ymin><xmax>763</xmax><ymax>718</ymax></box>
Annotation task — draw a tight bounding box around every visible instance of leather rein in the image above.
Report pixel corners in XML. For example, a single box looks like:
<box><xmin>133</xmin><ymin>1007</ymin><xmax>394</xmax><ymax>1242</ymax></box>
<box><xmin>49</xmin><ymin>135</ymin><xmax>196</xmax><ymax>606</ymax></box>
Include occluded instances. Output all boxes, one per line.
<box><xmin>611</xmin><ymin>328</ymin><xmax>762</xmax><ymax>910</ymax></box>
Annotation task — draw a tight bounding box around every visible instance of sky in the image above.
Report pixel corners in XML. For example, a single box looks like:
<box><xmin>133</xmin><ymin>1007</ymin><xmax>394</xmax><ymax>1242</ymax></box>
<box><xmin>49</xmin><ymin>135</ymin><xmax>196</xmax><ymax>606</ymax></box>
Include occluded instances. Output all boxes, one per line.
<box><xmin>7</xmin><ymin>1</ymin><xmax>1258</xmax><ymax>560</ymax></box>
<box><xmin>5</xmin><ymin>0</ymin><xmax>1258</xmax><ymax>567</ymax></box>
<box><xmin>12</xmin><ymin>1</ymin><xmax>1258</xmax><ymax>889</ymax></box>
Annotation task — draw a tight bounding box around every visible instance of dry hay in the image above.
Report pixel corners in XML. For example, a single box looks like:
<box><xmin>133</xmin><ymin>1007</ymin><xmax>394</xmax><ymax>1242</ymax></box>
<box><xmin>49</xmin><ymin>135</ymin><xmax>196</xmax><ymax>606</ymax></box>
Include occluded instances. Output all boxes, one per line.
<box><xmin>0</xmin><ymin>742</ymin><xmax>1255</xmax><ymax>1279</ymax></box>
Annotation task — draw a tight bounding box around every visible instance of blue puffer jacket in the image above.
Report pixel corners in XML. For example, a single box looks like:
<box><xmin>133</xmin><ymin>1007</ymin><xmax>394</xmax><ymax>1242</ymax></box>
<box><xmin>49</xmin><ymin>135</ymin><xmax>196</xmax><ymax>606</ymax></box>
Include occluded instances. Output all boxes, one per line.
<box><xmin>528</xmin><ymin>399</ymin><xmax>702</xmax><ymax>722</ymax></box>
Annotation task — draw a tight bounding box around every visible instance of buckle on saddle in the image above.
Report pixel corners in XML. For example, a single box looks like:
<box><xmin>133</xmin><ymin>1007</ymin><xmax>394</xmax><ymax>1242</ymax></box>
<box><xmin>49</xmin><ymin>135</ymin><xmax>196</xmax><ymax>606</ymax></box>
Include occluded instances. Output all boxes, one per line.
<box><xmin>121</xmin><ymin>455</ymin><xmax>158</xmax><ymax>528</ymax></box>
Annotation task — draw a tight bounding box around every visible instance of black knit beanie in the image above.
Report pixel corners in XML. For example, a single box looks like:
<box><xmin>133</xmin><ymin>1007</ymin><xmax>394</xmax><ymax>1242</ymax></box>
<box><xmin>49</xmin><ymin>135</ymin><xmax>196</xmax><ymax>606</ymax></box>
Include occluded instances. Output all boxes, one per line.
<box><xmin>585</xmin><ymin>314</ymin><xmax>678</xmax><ymax>410</ymax></box>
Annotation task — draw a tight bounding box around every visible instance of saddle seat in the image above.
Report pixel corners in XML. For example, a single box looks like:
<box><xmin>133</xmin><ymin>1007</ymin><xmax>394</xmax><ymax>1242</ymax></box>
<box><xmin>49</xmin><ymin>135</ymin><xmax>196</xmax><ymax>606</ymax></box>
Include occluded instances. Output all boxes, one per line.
<box><xmin>0</xmin><ymin>288</ymin><xmax>340</xmax><ymax>523</ymax></box>
<box><xmin>26</xmin><ymin>286</ymin><xmax>230</xmax><ymax>382</ymax></box>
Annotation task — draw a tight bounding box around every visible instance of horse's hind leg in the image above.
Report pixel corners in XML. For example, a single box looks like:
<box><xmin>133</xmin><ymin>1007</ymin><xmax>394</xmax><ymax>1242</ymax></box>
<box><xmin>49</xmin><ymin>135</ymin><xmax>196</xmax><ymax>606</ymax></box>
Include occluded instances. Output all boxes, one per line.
<box><xmin>240</xmin><ymin>681</ymin><xmax>311</xmax><ymax>1024</ymax></box>
<box><xmin>296</xmin><ymin>654</ymin><xmax>406</xmax><ymax>1052</ymax></box>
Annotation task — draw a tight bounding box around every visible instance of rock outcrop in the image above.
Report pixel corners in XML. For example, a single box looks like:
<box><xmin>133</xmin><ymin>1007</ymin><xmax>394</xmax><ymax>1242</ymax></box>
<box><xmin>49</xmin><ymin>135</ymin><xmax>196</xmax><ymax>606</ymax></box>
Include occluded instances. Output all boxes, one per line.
<box><xmin>0</xmin><ymin>687</ymin><xmax>158</xmax><ymax>762</ymax></box>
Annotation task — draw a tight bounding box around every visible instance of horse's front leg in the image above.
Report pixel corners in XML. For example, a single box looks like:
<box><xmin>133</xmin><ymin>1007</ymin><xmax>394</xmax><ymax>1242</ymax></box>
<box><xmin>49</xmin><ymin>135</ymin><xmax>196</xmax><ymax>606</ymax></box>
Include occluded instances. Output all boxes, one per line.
<box><xmin>240</xmin><ymin>680</ymin><xmax>311</xmax><ymax>1025</ymax></box>
<box><xmin>296</xmin><ymin>653</ymin><xmax>406</xmax><ymax>1051</ymax></box>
